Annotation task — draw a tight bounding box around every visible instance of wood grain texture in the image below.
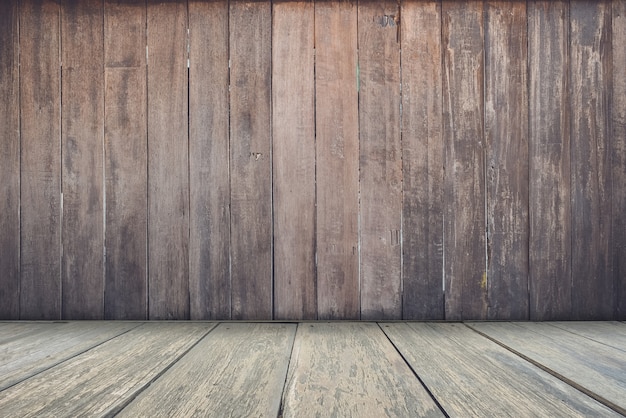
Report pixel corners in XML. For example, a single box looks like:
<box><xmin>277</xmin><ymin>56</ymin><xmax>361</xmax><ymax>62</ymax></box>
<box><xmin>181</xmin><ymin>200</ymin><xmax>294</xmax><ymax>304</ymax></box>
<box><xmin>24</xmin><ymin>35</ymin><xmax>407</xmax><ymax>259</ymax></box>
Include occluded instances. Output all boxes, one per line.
<box><xmin>281</xmin><ymin>322</ymin><xmax>443</xmax><ymax>417</ymax></box>
<box><xmin>272</xmin><ymin>0</ymin><xmax>316</xmax><ymax>320</ymax></box>
<box><xmin>614</xmin><ymin>0</ymin><xmax>626</xmax><ymax>320</ymax></box>
<box><xmin>384</xmin><ymin>322</ymin><xmax>619</xmax><ymax>417</ymax></box>
<box><xmin>570</xmin><ymin>1</ymin><xmax>613</xmax><ymax>320</ymax></box>
<box><xmin>400</xmin><ymin>0</ymin><xmax>444</xmax><ymax>320</ymax></box>
<box><xmin>104</xmin><ymin>0</ymin><xmax>147</xmax><ymax>320</ymax></box>
<box><xmin>0</xmin><ymin>323</ymin><xmax>58</xmax><ymax>344</ymax></box>
<box><xmin>549</xmin><ymin>321</ymin><xmax>626</xmax><ymax>351</ymax></box>
<box><xmin>484</xmin><ymin>1</ymin><xmax>529</xmax><ymax>320</ymax></box>
<box><xmin>189</xmin><ymin>0</ymin><xmax>231</xmax><ymax>320</ymax></box>
<box><xmin>61</xmin><ymin>0</ymin><xmax>105</xmax><ymax>319</ymax></box>
<box><xmin>315</xmin><ymin>0</ymin><xmax>360</xmax><ymax>320</ymax></box>
<box><xmin>0</xmin><ymin>323</ymin><xmax>213</xmax><ymax>417</ymax></box>
<box><xmin>119</xmin><ymin>323</ymin><xmax>295</xmax><ymax>416</ymax></box>
<box><xmin>470</xmin><ymin>321</ymin><xmax>626</xmax><ymax>415</ymax></box>
<box><xmin>442</xmin><ymin>0</ymin><xmax>487</xmax><ymax>320</ymax></box>
<box><xmin>528</xmin><ymin>0</ymin><xmax>571</xmax><ymax>320</ymax></box>
<box><xmin>229</xmin><ymin>0</ymin><xmax>273</xmax><ymax>320</ymax></box>
<box><xmin>0</xmin><ymin>0</ymin><xmax>20</xmax><ymax>319</ymax></box>
<box><xmin>19</xmin><ymin>0</ymin><xmax>62</xmax><ymax>320</ymax></box>
<box><xmin>358</xmin><ymin>0</ymin><xmax>402</xmax><ymax>320</ymax></box>
<box><xmin>147</xmin><ymin>0</ymin><xmax>189</xmax><ymax>319</ymax></box>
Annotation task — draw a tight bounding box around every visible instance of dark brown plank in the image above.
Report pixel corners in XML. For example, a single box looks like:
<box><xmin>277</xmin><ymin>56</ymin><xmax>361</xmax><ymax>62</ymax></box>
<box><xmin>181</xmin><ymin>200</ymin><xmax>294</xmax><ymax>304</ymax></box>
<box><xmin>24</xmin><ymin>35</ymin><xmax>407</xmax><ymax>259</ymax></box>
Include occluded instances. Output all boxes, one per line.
<box><xmin>0</xmin><ymin>0</ymin><xmax>20</xmax><ymax>319</ymax></box>
<box><xmin>400</xmin><ymin>0</ymin><xmax>444</xmax><ymax>320</ymax></box>
<box><xmin>272</xmin><ymin>0</ymin><xmax>316</xmax><ymax>320</ymax></box>
<box><xmin>614</xmin><ymin>0</ymin><xmax>626</xmax><ymax>320</ymax></box>
<box><xmin>442</xmin><ymin>0</ymin><xmax>487</xmax><ymax>320</ymax></box>
<box><xmin>229</xmin><ymin>0</ymin><xmax>272</xmax><ymax>320</ymax></box>
<box><xmin>315</xmin><ymin>0</ymin><xmax>360</xmax><ymax>320</ymax></box>
<box><xmin>570</xmin><ymin>1</ymin><xmax>613</xmax><ymax>320</ymax></box>
<box><xmin>19</xmin><ymin>0</ymin><xmax>62</xmax><ymax>320</ymax></box>
<box><xmin>147</xmin><ymin>0</ymin><xmax>189</xmax><ymax>319</ymax></box>
<box><xmin>528</xmin><ymin>1</ymin><xmax>571</xmax><ymax>320</ymax></box>
<box><xmin>484</xmin><ymin>1</ymin><xmax>529</xmax><ymax>320</ymax></box>
<box><xmin>189</xmin><ymin>1</ymin><xmax>231</xmax><ymax>320</ymax></box>
<box><xmin>104</xmin><ymin>0</ymin><xmax>147</xmax><ymax>320</ymax></box>
<box><xmin>358</xmin><ymin>0</ymin><xmax>401</xmax><ymax>320</ymax></box>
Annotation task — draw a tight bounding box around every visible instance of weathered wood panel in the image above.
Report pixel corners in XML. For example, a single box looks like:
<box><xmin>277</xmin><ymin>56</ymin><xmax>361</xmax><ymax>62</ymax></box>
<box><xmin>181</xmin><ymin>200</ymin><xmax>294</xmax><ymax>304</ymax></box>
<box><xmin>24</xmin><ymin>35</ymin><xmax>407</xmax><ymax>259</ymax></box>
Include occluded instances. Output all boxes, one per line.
<box><xmin>528</xmin><ymin>0</ymin><xmax>572</xmax><ymax>320</ymax></box>
<box><xmin>358</xmin><ymin>0</ymin><xmax>402</xmax><ymax>320</ymax></box>
<box><xmin>315</xmin><ymin>0</ymin><xmax>360</xmax><ymax>320</ymax></box>
<box><xmin>484</xmin><ymin>0</ymin><xmax>529</xmax><ymax>320</ymax></box>
<box><xmin>401</xmin><ymin>1</ymin><xmax>444</xmax><ymax>320</ymax></box>
<box><xmin>19</xmin><ymin>0</ymin><xmax>62</xmax><ymax>320</ymax></box>
<box><xmin>272</xmin><ymin>0</ymin><xmax>316</xmax><ymax>320</ymax></box>
<box><xmin>281</xmin><ymin>323</ymin><xmax>444</xmax><ymax>417</ymax></box>
<box><xmin>442</xmin><ymin>0</ymin><xmax>487</xmax><ymax>320</ymax></box>
<box><xmin>147</xmin><ymin>0</ymin><xmax>189</xmax><ymax>319</ymax></box>
<box><xmin>570</xmin><ymin>1</ymin><xmax>613</xmax><ymax>320</ymax></box>
<box><xmin>189</xmin><ymin>0</ymin><xmax>231</xmax><ymax>320</ymax></box>
<box><xmin>549</xmin><ymin>321</ymin><xmax>626</xmax><ymax>351</ymax></box>
<box><xmin>104</xmin><ymin>0</ymin><xmax>148</xmax><ymax>320</ymax></box>
<box><xmin>119</xmin><ymin>323</ymin><xmax>295</xmax><ymax>416</ymax></box>
<box><xmin>0</xmin><ymin>0</ymin><xmax>20</xmax><ymax>320</ymax></box>
<box><xmin>229</xmin><ymin>0</ymin><xmax>273</xmax><ymax>320</ymax></box>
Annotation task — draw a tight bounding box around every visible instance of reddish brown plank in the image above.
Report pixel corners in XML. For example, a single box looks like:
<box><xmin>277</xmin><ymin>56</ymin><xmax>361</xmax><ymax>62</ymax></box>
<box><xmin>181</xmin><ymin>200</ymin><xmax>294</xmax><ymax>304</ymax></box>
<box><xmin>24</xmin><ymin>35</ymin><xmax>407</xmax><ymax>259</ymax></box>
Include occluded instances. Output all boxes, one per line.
<box><xmin>20</xmin><ymin>0</ymin><xmax>62</xmax><ymax>320</ymax></box>
<box><xmin>315</xmin><ymin>0</ymin><xmax>360</xmax><ymax>320</ymax></box>
<box><xmin>272</xmin><ymin>0</ymin><xmax>316</xmax><ymax>320</ymax></box>
<box><xmin>230</xmin><ymin>0</ymin><xmax>272</xmax><ymax>320</ymax></box>
<box><xmin>528</xmin><ymin>1</ymin><xmax>571</xmax><ymax>320</ymax></box>
<box><xmin>484</xmin><ymin>1</ymin><xmax>529</xmax><ymax>320</ymax></box>
<box><xmin>104</xmin><ymin>0</ymin><xmax>147</xmax><ymax>320</ymax></box>
<box><xmin>189</xmin><ymin>0</ymin><xmax>231</xmax><ymax>320</ymax></box>
<box><xmin>614</xmin><ymin>0</ymin><xmax>626</xmax><ymax>320</ymax></box>
<box><xmin>401</xmin><ymin>1</ymin><xmax>444</xmax><ymax>320</ymax></box>
<box><xmin>358</xmin><ymin>0</ymin><xmax>401</xmax><ymax>320</ymax></box>
<box><xmin>147</xmin><ymin>0</ymin><xmax>189</xmax><ymax>319</ymax></box>
<box><xmin>442</xmin><ymin>0</ymin><xmax>487</xmax><ymax>320</ymax></box>
<box><xmin>570</xmin><ymin>1</ymin><xmax>613</xmax><ymax>320</ymax></box>
<box><xmin>0</xmin><ymin>0</ymin><xmax>20</xmax><ymax>319</ymax></box>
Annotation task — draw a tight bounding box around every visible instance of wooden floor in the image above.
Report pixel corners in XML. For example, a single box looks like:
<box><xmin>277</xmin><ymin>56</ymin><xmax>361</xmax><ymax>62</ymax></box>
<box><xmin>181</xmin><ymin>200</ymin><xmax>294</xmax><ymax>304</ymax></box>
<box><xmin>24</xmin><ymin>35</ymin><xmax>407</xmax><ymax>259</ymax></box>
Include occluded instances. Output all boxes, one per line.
<box><xmin>0</xmin><ymin>322</ymin><xmax>624</xmax><ymax>417</ymax></box>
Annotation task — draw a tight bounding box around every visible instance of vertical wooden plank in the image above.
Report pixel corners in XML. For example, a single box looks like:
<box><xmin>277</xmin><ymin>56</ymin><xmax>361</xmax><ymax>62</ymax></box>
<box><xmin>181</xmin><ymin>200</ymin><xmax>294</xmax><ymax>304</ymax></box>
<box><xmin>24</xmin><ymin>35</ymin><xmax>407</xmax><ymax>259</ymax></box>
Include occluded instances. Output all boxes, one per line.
<box><xmin>401</xmin><ymin>1</ymin><xmax>444</xmax><ymax>320</ymax></box>
<box><xmin>614</xmin><ymin>0</ymin><xmax>626</xmax><ymax>320</ymax></box>
<box><xmin>315</xmin><ymin>0</ymin><xmax>359</xmax><ymax>320</ymax></box>
<box><xmin>20</xmin><ymin>0</ymin><xmax>62</xmax><ymax>320</ymax></box>
<box><xmin>0</xmin><ymin>0</ymin><xmax>20</xmax><ymax>319</ymax></box>
<box><xmin>147</xmin><ymin>0</ymin><xmax>189</xmax><ymax>319</ymax></box>
<box><xmin>272</xmin><ymin>0</ymin><xmax>316</xmax><ymax>320</ymax></box>
<box><xmin>484</xmin><ymin>1</ymin><xmax>529</xmax><ymax>320</ymax></box>
<box><xmin>230</xmin><ymin>0</ymin><xmax>272</xmax><ymax>320</ymax></box>
<box><xmin>61</xmin><ymin>0</ymin><xmax>105</xmax><ymax>319</ymax></box>
<box><xmin>358</xmin><ymin>0</ymin><xmax>401</xmax><ymax>320</ymax></box>
<box><xmin>528</xmin><ymin>1</ymin><xmax>571</xmax><ymax>320</ymax></box>
<box><xmin>570</xmin><ymin>1</ymin><xmax>613</xmax><ymax>320</ymax></box>
<box><xmin>104</xmin><ymin>0</ymin><xmax>147</xmax><ymax>320</ymax></box>
<box><xmin>189</xmin><ymin>0</ymin><xmax>231</xmax><ymax>320</ymax></box>
<box><xmin>442</xmin><ymin>0</ymin><xmax>487</xmax><ymax>320</ymax></box>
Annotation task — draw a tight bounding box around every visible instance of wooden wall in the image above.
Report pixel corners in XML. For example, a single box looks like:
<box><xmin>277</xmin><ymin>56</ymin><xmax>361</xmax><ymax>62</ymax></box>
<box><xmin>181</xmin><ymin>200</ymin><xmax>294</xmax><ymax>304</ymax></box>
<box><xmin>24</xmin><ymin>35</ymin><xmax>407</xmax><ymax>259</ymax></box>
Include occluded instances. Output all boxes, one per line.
<box><xmin>0</xmin><ymin>0</ymin><xmax>624</xmax><ymax>320</ymax></box>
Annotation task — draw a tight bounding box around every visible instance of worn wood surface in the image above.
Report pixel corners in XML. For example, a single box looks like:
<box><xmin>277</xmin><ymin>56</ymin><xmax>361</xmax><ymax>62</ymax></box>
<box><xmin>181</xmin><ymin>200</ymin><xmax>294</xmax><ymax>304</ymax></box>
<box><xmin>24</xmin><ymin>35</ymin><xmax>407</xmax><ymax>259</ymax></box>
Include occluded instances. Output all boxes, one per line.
<box><xmin>401</xmin><ymin>1</ymin><xmax>444</xmax><ymax>320</ymax></box>
<box><xmin>549</xmin><ymin>321</ymin><xmax>626</xmax><ymax>351</ymax></box>
<box><xmin>442</xmin><ymin>0</ymin><xmax>487</xmax><ymax>320</ymax></box>
<box><xmin>281</xmin><ymin>322</ymin><xmax>443</xmax><ymax>417</ymax></box>
<box><xmin>119</xmin><ymin>323</ymin><xmax>295</xmax><ymax>416</ymax></box>
<box><xmin>528</xmin><ymin>0</ymin><xmax>572</xmax><ymax>321</ymax></box>
<box><xmin>189</xmin><ymin>0</ymin><xmax>231</xmax><ymax>320</ymax></box>
<box><xmin>19</xmin><ymin>0</ymin><xmax>62</xmax><ymax>320</ymax></box>
<box><xmin>0</xmin><ymin>0</ymin><xmax>20</xmax><ymax>320</ymax></box>
<box><xmin>485</xmin><ymin>1</ymin><xmax>529</xmax><ymax>320</ymax></box>
<box><xmin>383</xmin><ymin>322</ymin><xmax>619</xmax><ymax>417</ymax></box>
<box><xmin>315</xmin><ymin>0</ymin><xmax>360</xmax><ymax>320</ymax></box>
<box><xmin>104</xmin><ymin>0</ymin><xmax>147</xmax><ymax>320</ymax></box>
<box><xmin>358</xmin><ymin>0</ymin><xmax>402</xmax><ymax>320</ymax></box>
<box><xmin>229</xmin><ymin>0</ymin><xmax>273</xmax><ymax>320</ymax></box>
<box><xmin>147</xmin><ymin>0</ymin><xmax>189</xmax><ymax>319</ymax></box>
